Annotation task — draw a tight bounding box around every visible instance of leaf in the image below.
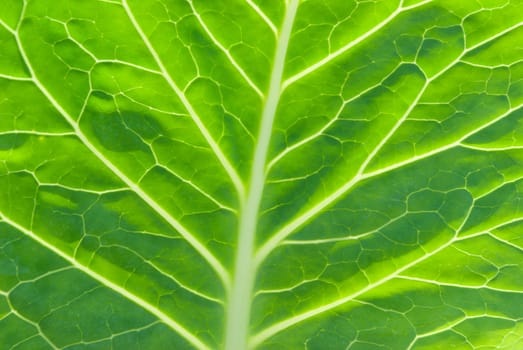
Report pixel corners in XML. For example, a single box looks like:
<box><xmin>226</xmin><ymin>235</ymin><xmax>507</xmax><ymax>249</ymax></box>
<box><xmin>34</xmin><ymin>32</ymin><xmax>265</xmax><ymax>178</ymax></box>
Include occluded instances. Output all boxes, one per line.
<box><xmin>1</xmin><ymin>0</ymin><xmax>523</xmax><ymax>349</ymax></box>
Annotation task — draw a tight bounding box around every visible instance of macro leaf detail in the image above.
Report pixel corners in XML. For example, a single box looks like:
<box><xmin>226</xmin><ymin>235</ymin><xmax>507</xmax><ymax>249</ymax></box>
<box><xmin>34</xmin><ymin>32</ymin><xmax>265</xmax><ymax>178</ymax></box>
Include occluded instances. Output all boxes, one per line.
<box><xmin>1</xmin><ymin>0</ymin><xmax>523</xmax><ymax>349</ymax></box>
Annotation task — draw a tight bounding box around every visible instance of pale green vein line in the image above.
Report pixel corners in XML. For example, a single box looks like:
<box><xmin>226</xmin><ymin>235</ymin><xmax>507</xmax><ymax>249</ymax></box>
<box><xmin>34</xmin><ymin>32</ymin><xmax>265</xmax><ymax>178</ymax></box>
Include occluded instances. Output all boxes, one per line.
<box><xmin>95</xmin><ymin>59</ymin><xmax>163</xmax><ymax>75</ymax></box>
<box><xmin>245</xmin><ymin>0</ymin><xmax>278</xmax><ymax>36</ymax></box>
<box><xmin>65</xmin><ymin>322</ymin><xmax>161</xmax><ymax>348</ymax></box>
<box><xmin>250</xmin><ymin>205</ymin><xmax>476</xmax><ymax>346</ymax></box>
<box><xmin>106</xmin><ymin>243</ymin><xmax>224</xmax><ymax>304</ymax></box>
<box><xmin>253</xmin><ymin>278</ymin><xmax>319</xmax><ymax>297</ymax></box>
<box><xmin>473</xmin><ymin>175</ymin><xmax>523</xmax><ymax>200</ymax></box>
<box><xmin>187</xmin><ymin>0</ymin><xmax>264</xmax><ymax>98</ymax></box>
<box><xmin>9</xmin><ymin>335</ymin><xmax>46</xmax><ymax>350</ymax></box>
<box><xmin>39</xmin><ymin>286</ymin><xmax>103</xmax><ymax>321</ymax></box>
<box><xmin>13</xmin><ymin>4</ymin><xmax>230</xmax><ymax>288</ymax></box>
<box><xmin>281</xmin><ymin>0</ymin><xmax>433</xmax><ymax>90</ymax></box>
<box><xmin>460</xmin><ymin>60</ymin><xmax>523</xmax><ymax>70</ymax></box>
<box><xmin>118</xmin><ymin>228</ymin><xmax>182</xmax><ymax>241</ymax></box>
<box><xmin>0</xmin><ymin>73</ymin><xmax>32</xmax><ymax>81</ymax></box>
<box><xmin>122</xmin><ymin>0</ymin><xmax>245</xmax><ymax>198</ymax></box>
<box><xmin>456</xmin><ymin>218</ymin><xmax>523</xmax><ymax>249</ymax></box>
<box><xmin>407</xmin><ymin>316</ymin><xmax>468</xmax><ymax>349</ymax></box>
<box><xmin>148</xmin><ymin>164</ymin><xmax>237</xmax><ymax>213</ymax></box>
<box><xmin>224</xmin><ymin>1</ymin><xmax>299</xmax><ymax>349</ymax></box>
<box><xmin>463</xmin><ymin>21</ymin><xmax>523</xmax><ymax>52</ymax></box>
<box><xmin>8</xmin><ymin>267</ymin><xmax>73</xmax><ymax>290</ymax></box>
<box><xmin>488</xmin><ymin>230</ymin><xmax>523</xmax><ymax>253</ymax></box>
<box><xmin>0</xmin><ymin>313</ymin><xmax>11</xmax><ymax>323</ymax></box>
<box><xmin>484</xmin><ymin>216</ymin><xmax>523</xmax><ymax>234</ymax></box>
<box><xmin>8</xmin><ymin>307</ymin><xmax>59</xmax><ymax>350</ymax></box>
<box><xmin>0</xmin><ymin>18</ymin><xmax>15</xmax><ymax>34</ymax></box>
<box><xmin>282</xmin><ymin>212</ymin><xmax>408</xmax><ymax>245</ymax></box>
<box><xmin>98</xmin><ymin>0</ymin><xmax>120</xmax><ymax>5</ymax></box>
<box><xmin>407</xmin><ymin>314</ymin><xmax>518</xmax><ymax>350</ymax></box>
<box><xmin>61</xmin><ymin>15</ymin><xmax>163</xmax><ymax>76</ymax></box>
<box><xmin>0</xmin><ymin>131</ymin><xmax>76</xmax><ymax>136</ymax></box>
<box><xmin>460</xmin><ymin>144</ymin><xmax>523</xmax><ymax>151</ymax></box>
<box><xmin>362</xmin><ymin>104</ymin><xmax>523</xmax><ymax>179</ymax></box>
<box><xmin>0</xmin><ymin>214</ymin><xmax>211</xmax><ymax>350</ymax></box>
<box><xmin>116</xmin><ymin>91</ymin><xmax>187</xmax><ymax>116</ymax></box>
<box><xmin>396</xmin><ymin>275</ymin><xmax>523</xmax><ymax>294</ymax></box>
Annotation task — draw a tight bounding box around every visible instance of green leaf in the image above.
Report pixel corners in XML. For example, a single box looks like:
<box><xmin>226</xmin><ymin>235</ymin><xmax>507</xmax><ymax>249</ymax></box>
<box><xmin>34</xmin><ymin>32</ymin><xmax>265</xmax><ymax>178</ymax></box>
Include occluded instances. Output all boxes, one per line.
<box><xmin>1</xmin><ymin>0</ymin><xmax>523</xmax><ymax>349</ymax></box>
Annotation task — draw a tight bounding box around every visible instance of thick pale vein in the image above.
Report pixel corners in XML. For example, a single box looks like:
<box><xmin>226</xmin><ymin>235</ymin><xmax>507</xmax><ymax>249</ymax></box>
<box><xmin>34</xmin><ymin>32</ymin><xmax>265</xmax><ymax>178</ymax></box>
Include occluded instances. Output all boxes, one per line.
<box><xmin>245</xmin><ymin>0</ymin><xmax>278</xmax><ymax>36</ymax></box>
<box><xmin>0</xmin><ymin>18</ymin><xmax>15</xmax><ymax>34</ymax></box>
<box><xmin>0</xmin><ymin>214</ymin><xmax>211</xmax><ymax>350</ymax></box>
<box><xmin>473</xmin><ymin>175</ymin><xmax>523</xmax><ymax>201</ymax></box>
<box><xmin>460</xmin><ymin>144</ymin><xmax>523</xmax><ymax>151</ymax></box>
<box><xmin>148</xmin><ymin>164</ymin><xmax>236</xmax><ymax>213</ymax></box>
<box><xmin>255</xmin><ymin>22</ymin><xmax>523</xmax><ymax>266</ymax></box>
<box><xmin>187</xmin><ymin>0</ymin><xmax>264</xmax><ymax>98</ymax></box>
<box><xmin>108</xmin><ymin>243</ymin><xmax>223</xmax><ymax>304</ymax></box>
<box><xmin>224</xmin><ymin>1</ymin><xmax>299</xmax><ymax>349</ymax></box>
<box><xmin>488</xmin><ymin>230</ymin><xmax>523</xmax><ymax>253</ymax></box>
<box><xmin>396</xmin><ymin>275</ymin><xmax>523</xmax><ymax>293</ymax></box>
<box><xmin>13</xmin><ymin>6</ymin><xmax>230</xmax><ymax>288</ymax></box>
<box><xmin>250</xmin><ymin>205</ymin><xmax>476</xmax><ymax>346</ymax></box>
<box><xmin>281</xmin><ymin>0</ymin><xmax>433</xmax><ymax>90</ymax></box>
<box><xmin>122</xmin><ymin>0</ymin><xmax>245</xmax><ymax>198</ymax></box>
<box><xmin>0</xmin><ymin>131</ymin><xmax>76</xmax><ymax>136</ymax></box>
<box><xmin>0</xmin><ymin>74</ymin><xmax>31</xmax><ymax>81</ymax></box>
<box><xmin>362</xmin><ymin>103</ymin><xmax>523</xmax><ymax>179</ymax></box>
<box><xmin>407</xmin><ymin>314</ymin><xmax>518</xmax><ymax>350</ymax></box>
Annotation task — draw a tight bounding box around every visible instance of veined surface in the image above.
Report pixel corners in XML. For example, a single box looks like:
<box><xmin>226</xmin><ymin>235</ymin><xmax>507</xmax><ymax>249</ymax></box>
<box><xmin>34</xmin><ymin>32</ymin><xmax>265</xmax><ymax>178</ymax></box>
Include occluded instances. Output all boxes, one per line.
<box><xmin>1</xmin><ymin>0</ymin><xmax>523</xmax><ymax>349</ymax></box>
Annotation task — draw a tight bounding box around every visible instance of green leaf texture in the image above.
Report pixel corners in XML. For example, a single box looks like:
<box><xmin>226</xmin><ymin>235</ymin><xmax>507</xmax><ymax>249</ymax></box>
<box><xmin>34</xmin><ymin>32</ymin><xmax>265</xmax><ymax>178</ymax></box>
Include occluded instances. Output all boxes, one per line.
<box><xmin>1</xmin><ymin>0</ymin><xmax>523</xmax><ymax>349</ymax></box>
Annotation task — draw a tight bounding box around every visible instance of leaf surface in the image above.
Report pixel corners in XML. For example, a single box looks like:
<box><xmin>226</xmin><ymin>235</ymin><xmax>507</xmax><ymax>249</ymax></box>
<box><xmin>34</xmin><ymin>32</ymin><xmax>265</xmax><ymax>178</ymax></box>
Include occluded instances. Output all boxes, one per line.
<box><xmin>1</xmin><ymin>0</ymin><xmax>523</xmax><ymax>349</ymax></box>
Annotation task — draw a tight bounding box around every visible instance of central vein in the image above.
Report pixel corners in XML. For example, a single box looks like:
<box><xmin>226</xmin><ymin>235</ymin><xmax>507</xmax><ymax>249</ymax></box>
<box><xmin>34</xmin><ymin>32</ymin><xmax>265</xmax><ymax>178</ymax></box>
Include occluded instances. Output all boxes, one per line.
<box><xmin>224</xmin><ymin>1</ymin><xmax>300</xmax><ymax>349</ymax></box>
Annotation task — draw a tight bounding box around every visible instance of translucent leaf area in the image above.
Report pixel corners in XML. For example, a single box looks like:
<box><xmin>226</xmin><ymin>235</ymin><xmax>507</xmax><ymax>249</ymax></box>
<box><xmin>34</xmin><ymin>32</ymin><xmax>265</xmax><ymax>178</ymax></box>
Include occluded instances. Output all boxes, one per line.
<box><xmin>1</xmin><ymin>0</ymin><xmax>523</xmax><ymax>349</ymax></box>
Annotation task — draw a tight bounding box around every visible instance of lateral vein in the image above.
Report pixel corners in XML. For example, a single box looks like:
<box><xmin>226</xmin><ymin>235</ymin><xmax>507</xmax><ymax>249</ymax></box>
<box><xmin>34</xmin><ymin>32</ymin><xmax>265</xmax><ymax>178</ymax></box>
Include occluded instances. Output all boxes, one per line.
<box><xmin>122</xmin><ymin>0</ymin><xmax>245</xmax><ymax>198</ymax></box>
<box><xmin>188</xmin><ymin>0</ymin><xmax>264</xmax><ymax>98</ymax></box>
<box><xmin>0</xmin><ymin>213</ymin><xmax>210</xmax><ymax>350</ymax></box>
<box><xmin>245</xmin><ymin>0</ymin><xmax>278</xmax><ymax>36</ymax></box>
<box><xmin>250</xmin><ymin>205</ymin><xmax>476</xmax><ymax>346</ymax></box>
<box><xmin>281</xmin><ymin>0</ymin><xmax>433</xmax><ymax>90</ymax></box>
<box><xmin>13</xmin><ymin>3</ymin><xmax>230</xmax><ymax>288</ymax></box>
<box><xmin>255</xmin><ymin>22</ymin><xmax>523</xmax><ymax>266</ymax></box>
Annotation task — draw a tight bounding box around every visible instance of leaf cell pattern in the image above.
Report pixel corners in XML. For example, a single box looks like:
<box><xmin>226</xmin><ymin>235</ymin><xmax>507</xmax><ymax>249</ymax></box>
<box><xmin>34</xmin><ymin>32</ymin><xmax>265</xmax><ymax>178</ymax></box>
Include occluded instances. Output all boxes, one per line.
<box><xmin>1</xmin><ymin>0</ymin><xmax>523</xmax><ymax>349</ymax></box>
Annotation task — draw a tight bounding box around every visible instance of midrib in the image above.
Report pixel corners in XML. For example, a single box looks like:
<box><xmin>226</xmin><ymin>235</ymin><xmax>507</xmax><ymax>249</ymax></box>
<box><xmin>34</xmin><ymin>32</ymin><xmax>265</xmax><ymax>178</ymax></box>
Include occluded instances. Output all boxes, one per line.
<box><xmin>224</xmin><ymin>1</ymin><xmax>300</xmax><ymax>349</ymax></box>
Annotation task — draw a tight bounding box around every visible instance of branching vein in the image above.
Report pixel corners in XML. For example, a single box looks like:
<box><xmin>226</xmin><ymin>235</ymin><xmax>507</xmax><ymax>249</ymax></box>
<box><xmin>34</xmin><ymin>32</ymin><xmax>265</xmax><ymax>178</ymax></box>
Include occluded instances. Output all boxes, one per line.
<box><xmin>0</xmin><ymin>213</ymin><xmax>211</xmax><ymax>350</ymax></box>
<box><xmin>122</xmin><ymin>0</ymin><xmax>246</xmax><ymax>199</ymax></box>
